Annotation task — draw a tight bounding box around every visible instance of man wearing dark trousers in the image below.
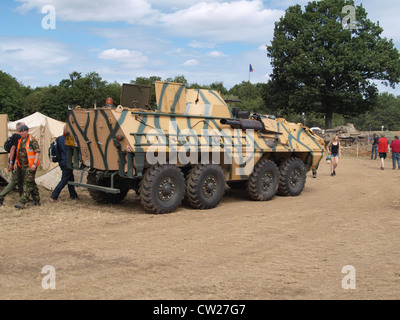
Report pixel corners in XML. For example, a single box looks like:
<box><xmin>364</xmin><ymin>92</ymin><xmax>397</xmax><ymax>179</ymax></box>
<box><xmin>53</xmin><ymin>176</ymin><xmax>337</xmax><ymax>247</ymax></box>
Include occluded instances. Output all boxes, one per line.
<box><xmin>13</xmin><ymin>125</ymin><xmax>41</xmax><ymax>209</ymax></box>
<box><xmin>0</xmin><ymin>122</ymin><xmax>25</xmax><ymax>206</ymax></box>
<box><xmin>50</xmin><ymin>126</ymin><xmax>78</xmax><ymax>202</ymax></box>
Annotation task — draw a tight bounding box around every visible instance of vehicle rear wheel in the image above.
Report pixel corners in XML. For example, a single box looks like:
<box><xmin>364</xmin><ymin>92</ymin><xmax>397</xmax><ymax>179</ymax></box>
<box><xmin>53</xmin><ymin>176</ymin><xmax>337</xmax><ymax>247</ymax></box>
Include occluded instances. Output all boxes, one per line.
<box><xmin>278</xmin><ymin>157</ymin><xmax>306</xmax><ymax>196</ymax></box>
<box><xmin>186</xmin><ymin>164</ymin><xmax>226</xmax><ymax>209</ymax></box>
<box><xmin>247</xmin><ymin>159</ymin><xmax>279</xmax><ymax>201</ymax></box>
<box><xmin>139</xmin><ymin>164</ymin><xmax>185</xmax><ymax>214</ymax></box>
<box><xmin>87</xmin><ymin>171</ymin><xmax>129</xmax><ymax>204</ymax></box>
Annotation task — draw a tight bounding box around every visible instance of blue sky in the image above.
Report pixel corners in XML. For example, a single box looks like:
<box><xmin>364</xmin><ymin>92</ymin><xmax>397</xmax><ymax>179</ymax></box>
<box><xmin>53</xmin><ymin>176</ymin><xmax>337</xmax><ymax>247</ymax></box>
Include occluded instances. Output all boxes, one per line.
<box><xmin>0</xmin><ymin>0</ymin><xmax>399</xmax><ymax>95</ymax></box>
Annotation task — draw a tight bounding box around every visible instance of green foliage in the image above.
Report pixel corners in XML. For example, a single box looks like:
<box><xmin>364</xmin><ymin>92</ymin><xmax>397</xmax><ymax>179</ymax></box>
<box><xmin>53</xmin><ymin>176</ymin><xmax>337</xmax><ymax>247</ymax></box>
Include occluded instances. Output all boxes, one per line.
<box><xmin>265</xmin><ymin>0</ymin><xmax>400</xmax><ymax>129</ymax></box>
<box><xmin>21</xmin><ymin>72</ymin><xmax>122</xmax><ymax>121</ymax></box>
<box><xmin>2</xmin><ymin>67</ymin><xmax>400</xmax><ymax>131</ymax></box>
<box><xmin>0</xmin><ymin>71</ymin><xmax>30</xmax><ymax>120</ymax></box>
<box><xmin>346</xmin><ymin>93</ymin><xmax>400</xmax><ymax>131</ymax></box>
<box><xmin>228</xmin><ymin>81</ymin><xmax>267</xmax><ymax>114</ymax></box>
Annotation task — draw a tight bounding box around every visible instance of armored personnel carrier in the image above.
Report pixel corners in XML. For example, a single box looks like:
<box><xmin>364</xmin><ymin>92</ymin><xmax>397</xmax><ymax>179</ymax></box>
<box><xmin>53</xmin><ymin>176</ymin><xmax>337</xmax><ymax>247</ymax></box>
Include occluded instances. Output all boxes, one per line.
<box><xmin>66</xmin><ymin>81</ymin><xmax>325</xmax><ymax>214</ymax></box>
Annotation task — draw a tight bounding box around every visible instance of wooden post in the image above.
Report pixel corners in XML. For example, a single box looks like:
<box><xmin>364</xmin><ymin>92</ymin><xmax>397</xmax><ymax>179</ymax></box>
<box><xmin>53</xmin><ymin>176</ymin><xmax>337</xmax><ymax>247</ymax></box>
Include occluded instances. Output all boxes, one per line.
<box><xmin>357</xmin><ymin>142</ymin><xmax>359</xmax><ymax>158</ymax></box>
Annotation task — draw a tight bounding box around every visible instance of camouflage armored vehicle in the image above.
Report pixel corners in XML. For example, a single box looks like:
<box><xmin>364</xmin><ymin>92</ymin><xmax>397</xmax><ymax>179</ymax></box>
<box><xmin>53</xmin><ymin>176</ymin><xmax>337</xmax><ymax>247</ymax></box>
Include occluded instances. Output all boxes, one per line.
<box><xmin>66</xmin><ymin>81</ymin><xmax>325</xmax><ymax>214</ymax></box>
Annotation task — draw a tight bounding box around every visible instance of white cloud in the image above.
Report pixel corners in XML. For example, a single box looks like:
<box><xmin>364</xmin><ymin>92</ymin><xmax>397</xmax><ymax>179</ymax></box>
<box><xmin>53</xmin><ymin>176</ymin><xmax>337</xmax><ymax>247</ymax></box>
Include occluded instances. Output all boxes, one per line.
<box><xmin>183</xmin><ymin>59</ymin><xmax>198</xmax><ymax>66</ymax></box>
<box><xmin>0</xmin><ymin>36</ymin><xmax>73</xmax><ymax>87</ymax></box>
<box><xmin>98</xmin><ymin>48</ymin><xmax>148</xmax><ymax>68</ymax></box>
<box><xmin>16</xmin><ymin>0</ymin><xmax>158</xmax><ymax>23</ymax></box>
<box><xmin>188</xmin><ymin>41</ymin><xmax>215</xmax><ymax>49</ymax></box>
<box><xmin>159</xmin><ymin>0</ymin><xmax>283</xmax><ymax>43</ymax></box>
<box><xmin>0</xmin><ymin>37</ymin><xmax>70</xmax><ymax>68</ymax></box>
<box><xmin>16</xmin><ymin>0</ymin><xmax>283</xmax><ymax>44</ymax></box>
<box><xmin>147</xmin><ymin>0</ymin><xmax>226</xmax><ymax>13</ymax></box>
<box><xmin>207</xmin><ymin>51</ymin><xmax>226</xmax><ymax>57</ymax></box>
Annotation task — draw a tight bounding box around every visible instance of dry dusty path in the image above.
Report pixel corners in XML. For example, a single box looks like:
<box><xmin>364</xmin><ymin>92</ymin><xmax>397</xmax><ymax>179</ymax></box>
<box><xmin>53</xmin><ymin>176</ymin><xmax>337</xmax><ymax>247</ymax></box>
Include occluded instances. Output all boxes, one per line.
<box><xmin>0</xmin><ymin>156</ymin><xmax>399</xmax><ymax>300</ymax></box>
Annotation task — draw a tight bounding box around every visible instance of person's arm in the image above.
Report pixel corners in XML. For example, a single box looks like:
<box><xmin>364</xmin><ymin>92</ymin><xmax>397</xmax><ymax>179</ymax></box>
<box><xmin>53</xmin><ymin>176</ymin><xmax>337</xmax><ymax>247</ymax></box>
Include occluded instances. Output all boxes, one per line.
<box><xmin>326</xmin><ymin>142</ymin><xmax>332</xmax><ymax>154</ymax></box>
<box><xmin>30</xmin><ymin>153</ymin><xmax>40</xmax><ymax>171</ymax></box>
<box><xmin>30</xmin><ymin>138</ymin><xmax>40</xmax><ymax>171</ymax></box>
<box><xmin>8</xmin><ymin>145</ymin><xmax>16</xmax><ymax>171</ymax></box>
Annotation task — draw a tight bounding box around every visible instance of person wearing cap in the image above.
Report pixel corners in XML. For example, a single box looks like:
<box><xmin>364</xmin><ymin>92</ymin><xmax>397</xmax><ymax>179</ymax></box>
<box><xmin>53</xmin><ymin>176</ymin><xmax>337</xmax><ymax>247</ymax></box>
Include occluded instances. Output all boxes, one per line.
<box><xmin>0</xmin><ymin>122</ymin><xmax>25</xmax><ymax>206</ymax></box>
<box><xmin>13</xmin><ymin>125</ymin><xmax>41</xmax><ymax>209</ymax></box>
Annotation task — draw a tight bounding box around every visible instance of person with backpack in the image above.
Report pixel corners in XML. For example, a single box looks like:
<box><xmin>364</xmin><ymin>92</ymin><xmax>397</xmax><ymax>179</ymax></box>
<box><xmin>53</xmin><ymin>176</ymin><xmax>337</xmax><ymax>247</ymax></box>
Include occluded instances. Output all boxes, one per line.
<box><xmin>50</xmin><ymin>125</ymin><xmax>78</xmax><ymax>202</ymax></box>
<box><xmin>13</xmin><ymin>125</ymin><xmax>41</xmax><ymax>209</ymax></box>
<box><xmin>0</xmin><ymin>122</ymin><xmax>25</xmax><ymax>206</ymax></box>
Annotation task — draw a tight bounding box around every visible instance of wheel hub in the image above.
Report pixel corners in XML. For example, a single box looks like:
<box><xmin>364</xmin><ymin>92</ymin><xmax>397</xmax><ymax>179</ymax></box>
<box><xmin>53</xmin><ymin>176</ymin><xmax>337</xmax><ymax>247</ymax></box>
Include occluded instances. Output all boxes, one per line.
<box><xmin>202</xmin><ymin>176</ymin><xmax>217</xmax><ymax>197</ymax></box>
<box><xmin>158</xmin><ymin>177</ymin><xmax>175</xmax><ymax>201</ymax></box>
<box><xmin>261</xmin><ymin>173</ymin><xmax>273</xmax><ymax>191</ymax></box>
<box><xmin>290</xmin><ymin>169</ymin><xmax>301</xmax><ymax>186</ymax></box>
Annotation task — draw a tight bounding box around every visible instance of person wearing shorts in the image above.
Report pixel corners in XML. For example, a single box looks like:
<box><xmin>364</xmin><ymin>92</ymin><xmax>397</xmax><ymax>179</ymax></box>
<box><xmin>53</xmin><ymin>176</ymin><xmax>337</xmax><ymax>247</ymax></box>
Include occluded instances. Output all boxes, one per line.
<box><xmin>326</xmin><ymin>135</ymin><xmax>341</xmax><ymax>176</ymax></box>
<box><xmin>378</xmin><ymin>134</ymin><xmax>389</xmax><ymax>170</ymax></box>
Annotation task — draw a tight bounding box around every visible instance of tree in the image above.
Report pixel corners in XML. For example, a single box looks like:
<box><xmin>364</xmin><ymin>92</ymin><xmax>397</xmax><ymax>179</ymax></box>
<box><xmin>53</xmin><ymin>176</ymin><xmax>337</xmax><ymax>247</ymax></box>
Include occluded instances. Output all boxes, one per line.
<box><xmin>265</xmin><ymin>0</ymin><xmax>400</xmax><ymax>129</ymax></box>
<box><xmin>130</xmin><ymin>76</ymin><xmax>162</xmax><ymax>108</ymax></box>
<box><xmin>229</xmin><ymin>81</ymin><xmax>267</xmax><ymax>114</ymax></box>
<box><xmin>0</xmin><ymin>71</ymin><xmax>30</xmax><ymax>120</ymax></box>
<box><xmin>346</xmin><ymin>93</ymin><xmax>400</xmax><ymax>131</ymax></box>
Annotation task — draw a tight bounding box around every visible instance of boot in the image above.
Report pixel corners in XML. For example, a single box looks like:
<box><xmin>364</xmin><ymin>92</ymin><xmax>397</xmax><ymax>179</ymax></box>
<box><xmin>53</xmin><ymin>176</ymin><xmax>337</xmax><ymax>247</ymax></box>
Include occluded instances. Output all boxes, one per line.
<box><xmin>0</xmin><ymin>197</ymin><xmax>4</xmax><ymax>206</ymax></box>
<box><xmin>14</xmin><ymin>202</ymin><xmax>25</xmax><ymax>210</ymax></box>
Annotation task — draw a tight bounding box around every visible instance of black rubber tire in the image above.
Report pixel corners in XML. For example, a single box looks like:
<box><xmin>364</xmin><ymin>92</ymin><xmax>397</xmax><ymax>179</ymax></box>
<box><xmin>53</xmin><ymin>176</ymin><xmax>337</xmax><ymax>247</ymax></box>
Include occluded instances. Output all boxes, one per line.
<box><xmin>278</xmin><ymin>157</ymin><xmax>306</xmax><ymax>196</ymax></box>
<box><xmin>186</xmin><ymin>164</ymin><xmax>226</xmax><ymax>209</ymax></box>
<box><xmin>139</xmin><ymin>164</ymin><xmax>185</xmax><ymax>214</ymax></box>
<box><xmin>87</xmin><ymin>172</ymin><xmax>129</xmax><ymax>204</ymax></box>
<box><xmin>247</xmin><ymin>159</ymin><xmax>279</xmax><ymax>201</ymax></box>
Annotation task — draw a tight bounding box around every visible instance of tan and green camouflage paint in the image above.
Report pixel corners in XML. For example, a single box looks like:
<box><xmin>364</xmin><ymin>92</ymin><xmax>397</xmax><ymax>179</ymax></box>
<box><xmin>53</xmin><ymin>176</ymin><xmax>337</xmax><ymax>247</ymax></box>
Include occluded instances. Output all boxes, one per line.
<box><xmin>66</xmin><ymin>81</ymin><xmax>325</xmax><ymax>181</ymax></box>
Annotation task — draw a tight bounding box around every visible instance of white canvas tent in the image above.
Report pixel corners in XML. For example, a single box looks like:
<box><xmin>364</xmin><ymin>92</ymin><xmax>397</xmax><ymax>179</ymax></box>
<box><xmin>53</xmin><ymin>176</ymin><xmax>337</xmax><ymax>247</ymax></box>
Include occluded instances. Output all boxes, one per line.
<box><xmin>8</xmin><ymin>112</ymin><xmax>65</xmax><ymax>171</ymax></box>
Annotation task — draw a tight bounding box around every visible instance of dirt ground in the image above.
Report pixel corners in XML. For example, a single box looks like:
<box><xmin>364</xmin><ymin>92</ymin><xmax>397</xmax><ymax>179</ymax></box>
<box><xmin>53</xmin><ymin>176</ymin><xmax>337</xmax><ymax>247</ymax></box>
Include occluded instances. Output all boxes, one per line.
<box><xmin>0</xmin><ymin>155</ymin><xmax>399</xmax><ymax>300</ymax></box>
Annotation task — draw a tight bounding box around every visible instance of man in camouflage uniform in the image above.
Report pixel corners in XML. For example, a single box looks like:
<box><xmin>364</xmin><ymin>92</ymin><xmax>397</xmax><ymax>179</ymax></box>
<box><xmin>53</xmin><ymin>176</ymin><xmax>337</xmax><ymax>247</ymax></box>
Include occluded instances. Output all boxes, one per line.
<box><xmin>13</xmin><ymin>125</ymin><xmax>41</xmax><ymax>209</ymax></box>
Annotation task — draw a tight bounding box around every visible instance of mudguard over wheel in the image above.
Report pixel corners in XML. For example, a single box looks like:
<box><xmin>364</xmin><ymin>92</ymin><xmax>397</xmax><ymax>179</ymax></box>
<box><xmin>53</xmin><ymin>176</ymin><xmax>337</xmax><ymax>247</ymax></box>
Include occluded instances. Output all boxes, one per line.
<box><xmin>247</xmin><ymin>159</ymin><xmax>280</xmax><ymax>201</ymax></box>
<box><xmin>278</xmin><ymin>157</ymin><xmax>306</xmax><ymax>196</ymax></box>
<box><xmin>87</xmin><ymin>172</ymin><xmax>129</xmax><ymax>204</ymax></box>
<box><xmin>139</xmin><ymin>164</ymin><xmax>185</xmax><ymax>214</ymax></box>
<box><xmin>186</xmin><ymin>164</ymin><xmax>226</xmax><ymax>209</ymax></box>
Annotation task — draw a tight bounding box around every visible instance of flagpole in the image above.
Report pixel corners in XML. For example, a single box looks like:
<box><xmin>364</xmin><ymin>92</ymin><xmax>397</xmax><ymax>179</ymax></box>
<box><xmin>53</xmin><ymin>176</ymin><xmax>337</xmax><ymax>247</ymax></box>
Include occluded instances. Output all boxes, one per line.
<box><xmin>249</xmin><ymin>64</ymin><xmax>253</xmax><ymax>82</ymax></box>
<box><xmin>249</xmin><ymin>64</ymin><xmax>251</xmax><ymax>82</ymax></box>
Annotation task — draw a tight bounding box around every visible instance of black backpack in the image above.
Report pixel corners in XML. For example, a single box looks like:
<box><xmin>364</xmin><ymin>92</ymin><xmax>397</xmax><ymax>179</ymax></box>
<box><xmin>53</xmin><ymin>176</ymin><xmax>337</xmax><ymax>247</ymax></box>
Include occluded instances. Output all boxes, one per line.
<box><xmin>3</xmin><ymin>136</ymin><xmax>13</xmax><ymax>153</ymax></box>
<box><xmin>48</xmin><ymin>138</ymin><xmax>60</xmax><ymax>162</ymax></box>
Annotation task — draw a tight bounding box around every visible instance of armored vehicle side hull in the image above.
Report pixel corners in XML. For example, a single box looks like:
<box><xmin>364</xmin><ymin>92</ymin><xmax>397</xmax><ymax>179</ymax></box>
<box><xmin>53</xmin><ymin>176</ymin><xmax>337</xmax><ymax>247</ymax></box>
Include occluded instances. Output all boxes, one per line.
<box><xmin>67</xmin><ymin>82</ymin><xmax>325</xmax><ymax>214</ymax></box>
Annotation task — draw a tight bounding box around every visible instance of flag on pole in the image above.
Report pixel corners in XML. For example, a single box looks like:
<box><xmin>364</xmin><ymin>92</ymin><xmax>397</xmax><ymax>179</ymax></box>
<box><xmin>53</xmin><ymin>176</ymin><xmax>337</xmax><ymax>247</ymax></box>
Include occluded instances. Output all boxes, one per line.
<box><xmin>249</xmin><ymin>64</ymin><xmax>254</xmax><ymax>72</ymax></box>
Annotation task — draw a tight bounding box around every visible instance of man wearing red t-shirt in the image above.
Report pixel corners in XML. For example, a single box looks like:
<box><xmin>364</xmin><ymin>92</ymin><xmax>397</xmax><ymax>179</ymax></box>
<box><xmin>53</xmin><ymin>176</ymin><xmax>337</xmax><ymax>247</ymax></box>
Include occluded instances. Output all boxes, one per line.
<box><xmin>390</xmin><ymin>136</ymin><xmax>400</xmax><ymax>169</ymax></box>
<box><xmin>378</xmin><ymin>134</ymin><xmax>389</xmax><ymax>170</ymax></box>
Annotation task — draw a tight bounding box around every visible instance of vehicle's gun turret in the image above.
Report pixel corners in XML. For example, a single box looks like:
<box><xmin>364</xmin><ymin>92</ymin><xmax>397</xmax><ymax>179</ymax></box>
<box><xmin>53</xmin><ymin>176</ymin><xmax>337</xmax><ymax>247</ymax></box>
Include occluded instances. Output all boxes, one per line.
<box><xmin>220</xmin><ymin>118</ymin><xmax>266</xmax><ymax>132</ymax></box>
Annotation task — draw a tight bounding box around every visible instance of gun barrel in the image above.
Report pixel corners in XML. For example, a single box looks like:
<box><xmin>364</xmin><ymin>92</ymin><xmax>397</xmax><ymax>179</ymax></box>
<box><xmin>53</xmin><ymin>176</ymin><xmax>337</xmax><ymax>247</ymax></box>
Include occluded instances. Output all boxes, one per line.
<box><xmin>220</xmin><ymin>118</ymin><xmax>265</xmax><ymax>132</ymax></box>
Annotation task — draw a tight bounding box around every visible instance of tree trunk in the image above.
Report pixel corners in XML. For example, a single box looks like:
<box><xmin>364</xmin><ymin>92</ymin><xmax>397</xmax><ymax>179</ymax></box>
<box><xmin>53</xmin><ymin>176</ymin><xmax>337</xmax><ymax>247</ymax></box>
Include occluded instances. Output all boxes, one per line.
<box><xmin>325</xmin><ymin>110</ymin><xmax>333</xmax><ymax>129</ymax></box>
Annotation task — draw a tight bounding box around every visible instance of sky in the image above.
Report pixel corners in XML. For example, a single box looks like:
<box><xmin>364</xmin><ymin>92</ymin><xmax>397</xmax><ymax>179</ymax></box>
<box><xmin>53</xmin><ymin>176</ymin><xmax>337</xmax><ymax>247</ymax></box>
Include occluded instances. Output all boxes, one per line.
<box><xmin>0</xmin><ymin>0</ymin><xmax>399</xmax><ymax>95</ymax></box>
